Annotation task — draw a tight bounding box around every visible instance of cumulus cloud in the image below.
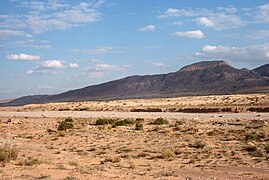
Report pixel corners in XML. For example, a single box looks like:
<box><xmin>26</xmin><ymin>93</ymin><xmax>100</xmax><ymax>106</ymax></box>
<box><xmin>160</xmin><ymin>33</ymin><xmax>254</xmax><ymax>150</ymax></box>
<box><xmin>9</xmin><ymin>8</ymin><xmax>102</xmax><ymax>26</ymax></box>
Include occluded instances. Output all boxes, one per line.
<box><xmin>6</xmin><ymin>53</ymin><xmax>40</xmax><ymax>61</ymax></box>
<box><xmin>27</xmin><ymin>60</ymin><xmax>78</xmax><ymax>75</ymax></box>
<box><xmin>195</xmin><ymin>14</ymin><xmax>244</xmax><ymax>30</ymax></box>
<box><xmin>175</xmin><ymin>30</ymin><xmax>205</xmax><ymax>38</ymax></box>
<box><xmin>194</xmin><ymin>44</ymin><xmax>269</xmax><ymax>64</ymax></box>
<box><xmin>138</xmin><ymin>25</ymin><xmax>156</xmax><ymax>32</ymax></box>
<box><xmin>41</xmin><ymin>60</ymin><xmax>65</xmax><ymax>68</ymax></box>
<box><xmin>195</xmin><ymin>17</ymin><xmax>214</xmax><ymax>27</ymax></box>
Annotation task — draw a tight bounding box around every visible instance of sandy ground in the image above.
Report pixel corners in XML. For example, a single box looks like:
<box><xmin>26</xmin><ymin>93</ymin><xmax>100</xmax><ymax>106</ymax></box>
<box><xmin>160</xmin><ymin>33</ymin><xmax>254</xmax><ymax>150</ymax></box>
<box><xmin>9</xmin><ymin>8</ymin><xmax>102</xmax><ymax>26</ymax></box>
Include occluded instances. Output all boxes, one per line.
<box><xmin>0</xmin><ymin>94</ymin><xmax>269</xmax><ymax>179</ymax></box>
<box><xmin>1</xmin><ymin>93</ymin><xmax>269</xmax><ymax>113</ymax></box>
<box><xmin>0</xmin><ymin>111</ymin><xmax>269</xmax><ymax>120</ymax></box>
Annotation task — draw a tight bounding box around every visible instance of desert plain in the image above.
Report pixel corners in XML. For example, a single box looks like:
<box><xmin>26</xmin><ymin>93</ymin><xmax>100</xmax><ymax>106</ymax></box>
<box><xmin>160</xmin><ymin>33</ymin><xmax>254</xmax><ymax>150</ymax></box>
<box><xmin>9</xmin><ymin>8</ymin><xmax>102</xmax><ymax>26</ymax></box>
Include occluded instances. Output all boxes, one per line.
<box><xmin>0</xmin><ymin>94</ymin><xmax>269</xmax><ymax>179</ymax></box>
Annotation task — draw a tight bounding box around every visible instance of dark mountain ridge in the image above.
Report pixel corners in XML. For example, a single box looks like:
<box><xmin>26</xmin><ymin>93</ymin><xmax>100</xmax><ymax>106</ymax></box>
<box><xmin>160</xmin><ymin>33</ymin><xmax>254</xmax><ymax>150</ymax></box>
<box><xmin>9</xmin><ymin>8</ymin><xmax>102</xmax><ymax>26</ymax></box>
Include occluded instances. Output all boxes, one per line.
<box><xmin>2</xmin><ymin>60</ymin><xmax>269</xmax><ymax>106</ymax></box>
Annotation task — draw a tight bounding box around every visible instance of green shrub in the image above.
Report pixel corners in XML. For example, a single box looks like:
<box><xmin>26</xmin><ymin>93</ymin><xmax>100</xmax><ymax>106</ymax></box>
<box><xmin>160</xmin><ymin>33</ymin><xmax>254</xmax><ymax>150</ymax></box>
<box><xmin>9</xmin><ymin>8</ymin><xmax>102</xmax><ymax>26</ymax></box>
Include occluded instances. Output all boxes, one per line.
<box><xmin>115</xmin><ymin>119</ymin><xmax>135</xmax><ymax>126</ymax></box>
<box><xmin>57</xmin><ymin>118</ymin><xmax>74</xmax><ymax>131</ymax></box>
<box><xmin>65</xmin><ymin>117</ymin><xmax>73</xmax><ymax>123</ymax></box>
<box><xmin>245</xmin><ymin>133</ymin><xmax>260</xmax><ymax>141</ymax></box>
<box><xmin>135</xmin><ymin>123</ymin><xmax>143</xmax><ymax>130</ymax></box>
<box><xmin>151</xmin><ymin>117</ymin><xmax>168</xmax><ymax>125</ymax></box>
<box><xmin>136</xmin><ymin>118</ymin><xmax>144</xmax><ymax>122</ymax></box>
<box><xmin>0</xmin><ymin>145</ymin><xmax>18</xmax><ymax>162</ymax></box>
<box><xmin>96</xmin><ymin>118</ymin><xmax>115</xmax><ymax>125</ymax></box>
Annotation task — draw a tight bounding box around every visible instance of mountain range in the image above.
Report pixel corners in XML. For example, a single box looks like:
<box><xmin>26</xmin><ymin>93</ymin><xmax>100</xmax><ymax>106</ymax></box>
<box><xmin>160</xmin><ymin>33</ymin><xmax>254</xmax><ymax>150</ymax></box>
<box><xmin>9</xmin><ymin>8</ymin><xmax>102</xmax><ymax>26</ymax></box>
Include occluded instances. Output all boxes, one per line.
<box><xmin>2</xmin><ymin>60</ymin><xmax>269</xmax><ymax>106</ymax></box>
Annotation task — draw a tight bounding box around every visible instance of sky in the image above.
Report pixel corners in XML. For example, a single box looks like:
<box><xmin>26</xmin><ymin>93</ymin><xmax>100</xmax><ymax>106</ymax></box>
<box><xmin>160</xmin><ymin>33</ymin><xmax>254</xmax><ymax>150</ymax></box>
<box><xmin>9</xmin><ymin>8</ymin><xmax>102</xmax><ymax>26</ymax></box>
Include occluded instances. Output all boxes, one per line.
<box><xmin>0</xmin><ymin>0</ymin><xmax>269</xmax><ymax>99</ymax></box>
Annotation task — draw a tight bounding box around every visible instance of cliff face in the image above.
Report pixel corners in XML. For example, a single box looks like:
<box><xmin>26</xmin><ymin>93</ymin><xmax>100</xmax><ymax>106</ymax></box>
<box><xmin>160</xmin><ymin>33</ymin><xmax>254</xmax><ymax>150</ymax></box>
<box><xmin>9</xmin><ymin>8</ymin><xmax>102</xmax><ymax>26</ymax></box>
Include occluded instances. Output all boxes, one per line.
<box><xmin>3</xmin><ymin>60</ymin><xmax>269</xmax><ymax>106</ymax></box>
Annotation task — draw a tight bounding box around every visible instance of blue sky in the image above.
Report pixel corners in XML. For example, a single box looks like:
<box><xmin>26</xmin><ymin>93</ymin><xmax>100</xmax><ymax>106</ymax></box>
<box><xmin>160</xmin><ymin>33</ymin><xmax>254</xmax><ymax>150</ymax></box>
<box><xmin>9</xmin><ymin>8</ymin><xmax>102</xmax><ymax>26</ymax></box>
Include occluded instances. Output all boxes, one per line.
<box><xmin>0</xmin><ymin>0</ymin><xmax>269</xmax><ymax>99</ymax></box>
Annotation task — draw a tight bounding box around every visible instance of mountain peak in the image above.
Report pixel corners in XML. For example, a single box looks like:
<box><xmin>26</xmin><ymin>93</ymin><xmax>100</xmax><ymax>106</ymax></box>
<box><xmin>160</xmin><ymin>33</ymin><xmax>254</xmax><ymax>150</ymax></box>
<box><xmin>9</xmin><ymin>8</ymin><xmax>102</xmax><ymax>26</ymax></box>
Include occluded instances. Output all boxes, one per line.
<box><xmin>179</xmin><ymin>60</ymin><xmax>230</xmax><ymax>72</ymax></box>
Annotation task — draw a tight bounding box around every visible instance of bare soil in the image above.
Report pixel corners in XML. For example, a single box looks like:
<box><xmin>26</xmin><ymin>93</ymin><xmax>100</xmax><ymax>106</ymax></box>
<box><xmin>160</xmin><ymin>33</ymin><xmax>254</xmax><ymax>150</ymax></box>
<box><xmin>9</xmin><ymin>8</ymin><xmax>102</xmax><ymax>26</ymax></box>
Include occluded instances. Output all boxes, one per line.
<box><xmin>0</xmin><ymin>94</ymin><xmax>269</xmax><ymax>179</ymax></box>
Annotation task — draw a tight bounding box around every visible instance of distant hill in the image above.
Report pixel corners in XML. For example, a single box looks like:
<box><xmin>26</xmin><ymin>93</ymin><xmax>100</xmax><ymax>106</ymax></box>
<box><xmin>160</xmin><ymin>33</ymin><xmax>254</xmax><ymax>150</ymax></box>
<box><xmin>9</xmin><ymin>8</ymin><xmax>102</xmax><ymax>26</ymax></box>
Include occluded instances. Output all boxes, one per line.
<box><xmin>253</xmin><ymin>64</ymin><xmax>269</xmax><ymax>77</ymax></box>
<box><xmin>2</xmin><ymin>60</ymin><xmax>269</xmax><ymax>106</ymax></box>
<box><xmin>0</xmin><ymin>99</ymin><xmax>14</xmax><ymax>104</ymax></box>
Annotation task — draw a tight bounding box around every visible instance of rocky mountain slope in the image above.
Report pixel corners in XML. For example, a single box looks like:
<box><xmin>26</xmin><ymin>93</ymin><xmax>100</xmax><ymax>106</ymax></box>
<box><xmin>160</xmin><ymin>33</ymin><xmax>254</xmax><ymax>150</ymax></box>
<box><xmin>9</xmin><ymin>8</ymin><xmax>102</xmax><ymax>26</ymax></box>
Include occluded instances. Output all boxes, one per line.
<box><xmin>2</xmin><ymin>60</ymin><xmax>269</xmax><ymax>106</ymax></box>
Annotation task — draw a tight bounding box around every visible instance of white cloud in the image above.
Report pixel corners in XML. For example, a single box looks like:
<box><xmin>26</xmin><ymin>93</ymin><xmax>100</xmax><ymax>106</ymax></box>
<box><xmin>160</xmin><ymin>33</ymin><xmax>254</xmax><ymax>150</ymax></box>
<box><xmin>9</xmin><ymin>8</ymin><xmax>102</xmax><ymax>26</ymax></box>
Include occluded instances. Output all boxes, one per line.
<box><xmin>217</xmin><ymin>7</ymin><xmax>237</xmax><ymax>13</ymax></box>
<box><xmin>95</xmin><ymin>63</ymin><xmax>130</xmax><ymax>71</ymax></box>
<box><xmin>96</xmin><ymin>63</ymin><xmax>115</xmax><ymax>70</ymax></box>
<box><xmin>151</xmin><ymin>62</ymin><xmax>170</xmax><ymax>68</ymax></box>
<box><xmin>159</xmin><ymin>7</ymin><xmax>244</xmax><ymax>30</ymax></box>
<box><xmin>21</xmin><ymin>44</ymin><xmax>52</xmax><ymax>49</ymax></box>
<box><xmin>195</xmin><ymin>14</ymin><xmax>244</xmax><ymax>30</ymax></box>
<box><xmin>194</xmin><ymin>44</ymin><xmax>269</xmax><ymax>64</ymax></box>
<box><xmin>41</xmin><ymin>60</ymin><xmax>65</xmax><ymax>68</ymax></box>
<box><xmin>2</xmin><ymin>1</ymin><xmax>102</xmax><ymax>34</ymax></box>
<box><xmin>247</xmin><ymin>30</ymin><xmax>269</xmax><ymax>39</ymax></box>
<box><xmin>138</xmin><ymin>25</ymin><xmax>156</xmax><ymax>32</ymax></box>
<box><xmin>6</xmin><ymin>53</ymin><xmax>40</xmax><ymax>61</ymax></box>
<box><xmin>158</xmin><ymin>8</ymin><xmax>196</xmax><ymax>18</ymax></box>
<box><xmin>27</xmin><ymin>60</ymin><xmax>78</xmax><ymax>75</ymax></box>
<box><xmin>254</xmin><ymin>3</ymin><xmax>269</xmax><ymax>23</ymax></box>
<box><xmin>21</xmin><ymin>0</ymin><xmax>68</xmax><ymax>11</ymax></box>
<box><xmin>7</xmin><ymin>39</ymin><xmax>52</xmax><ymax>49</ymax></box>
<box><xmin>170</xmin><ymin>21</ymin><xmax>183</xmax><ymax>25</ymax></box>
<box><xmin>70</xmin><ymin>46</ymin><xmax>114</xmax><ymax>55</ymax></box>
<box><xmin>0</xmin><ymin>30</ymin><xmax>30</xmax><ymax>37</ymax></box>
<box><xmin>175</xmin><ymin>30</ymin><xmax>205</xmax><ymax>38</ymax></box>
<box><xmin>195</xmin><ymin>17</ymin><xmax>214</xmax><ymax>27</ymax></box>
<box><xmin>69</xmin><ymin>63</ymin><xmax>79</xmax><ymax>68</ymax></box>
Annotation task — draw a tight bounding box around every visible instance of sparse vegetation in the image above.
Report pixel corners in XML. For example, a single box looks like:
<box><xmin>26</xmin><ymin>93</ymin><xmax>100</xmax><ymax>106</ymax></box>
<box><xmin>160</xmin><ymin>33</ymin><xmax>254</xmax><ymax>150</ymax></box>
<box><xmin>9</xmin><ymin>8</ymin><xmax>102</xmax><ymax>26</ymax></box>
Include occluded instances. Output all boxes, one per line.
<box><xmin>57</xmin><ymin>118</ymin><xmax>74</xmax><ymax>131</ymax></box>
<box><xmin>160</xmin><ymin>149</ymin><xmax>175</xmax><ymax>159</ymax></box>
<box><xmin>151</xmin><ymin>117</ymin><xmax>168</xmax><ymax>125</ymax></box>
<box><xmin>135</xmin><ymin>122</ymin><xmax>143</xmax><ymax>130</ymax></box>
<box><xmin>0</xmin><ymin>145</ymin><xmax>18</xmax><ymax>162</ymax></box>
<box><xmin>96</xmin><ymin>118</ymin><xmax>115</xmax><ymax>125</ymax></box>
<box><xmin>114</xmin><ymin>119</ymin><xmax>135</xmax><ymax>126</ymax></box>
<box><xmin>245</xmin><ymin>132</ymin><xmax>260</xmax><ymax>141</ymax></box>
<box><xmin>18</xmin><ymin>157</ymin><xmax>41</xmax><ymax>166</ymax></box>
<box><xmin>1</xmin><ymin>94</ymin><xmax>269</xmax><ymax>179</ymax></box>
